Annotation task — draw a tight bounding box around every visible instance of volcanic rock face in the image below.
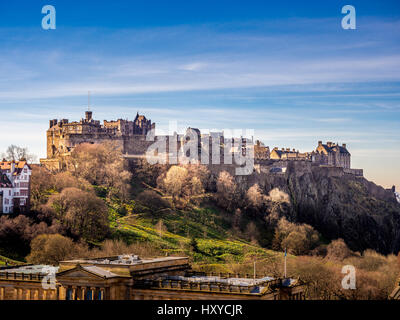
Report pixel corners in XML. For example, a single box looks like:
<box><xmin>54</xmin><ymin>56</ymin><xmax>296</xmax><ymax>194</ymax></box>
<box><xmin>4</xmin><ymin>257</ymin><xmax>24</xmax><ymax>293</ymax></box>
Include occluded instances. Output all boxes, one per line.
<box><xmin>246</xmin><ymin>161</ymin><xmax>400</xmax><ymax>254</ymax></box>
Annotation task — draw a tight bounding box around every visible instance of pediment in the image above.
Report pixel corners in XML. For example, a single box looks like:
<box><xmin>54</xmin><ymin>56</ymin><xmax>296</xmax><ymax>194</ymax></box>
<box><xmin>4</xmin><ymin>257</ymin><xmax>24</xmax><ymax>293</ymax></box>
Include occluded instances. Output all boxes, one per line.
<box><xmin>57</xmin><ymin>265</ymin><xmax>111</xmax><ymax>281</ymax></box>
<box><xmin>58</xmin><ymin>269</ymin><xmax>104</xmax><ymax>280</ymax></box>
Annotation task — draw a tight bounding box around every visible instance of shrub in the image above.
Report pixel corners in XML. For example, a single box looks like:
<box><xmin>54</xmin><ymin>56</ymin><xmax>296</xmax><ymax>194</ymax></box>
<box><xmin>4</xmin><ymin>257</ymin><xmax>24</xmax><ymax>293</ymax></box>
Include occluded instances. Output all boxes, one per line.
<box><xmin>273</xmin><ymin>217</ymin><xmax>320</xmax><ymax>255</ymax></box>
<box><xmin>27</xmin><ymin>234</ymin><xmax>79</xmax><ymax>265</ymax></box>
<box><xmin>47</xmin><ymin>187</ymin><xmax>109</xmax><ymax>242</ymax></box>
<box><xmin>326</xmin><ymin>239</ymin><xmax>353</xmax><ymax>261</ymax></box>
<box><xmin>136</xmin><ymin>190</ymin><xmax>170</xmax><ymax>214</ymax></box>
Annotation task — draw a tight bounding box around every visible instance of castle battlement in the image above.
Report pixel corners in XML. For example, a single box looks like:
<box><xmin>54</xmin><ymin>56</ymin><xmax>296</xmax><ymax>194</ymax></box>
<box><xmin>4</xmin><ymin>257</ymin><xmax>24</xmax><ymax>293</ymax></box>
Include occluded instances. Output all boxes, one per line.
<box><xmin>44</xmin><ymin>111</ymin><xmax>155</xmax><ymax>161</ymax></box>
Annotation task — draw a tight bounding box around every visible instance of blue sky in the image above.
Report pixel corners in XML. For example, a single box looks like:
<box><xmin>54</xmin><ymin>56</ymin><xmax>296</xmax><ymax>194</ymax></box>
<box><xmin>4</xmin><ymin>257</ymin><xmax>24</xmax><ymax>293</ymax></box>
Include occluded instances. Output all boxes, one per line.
<box><xmin>0</xmin><ymin>0</ymin><xmax>399</xmax><ymax>189</ymax></box>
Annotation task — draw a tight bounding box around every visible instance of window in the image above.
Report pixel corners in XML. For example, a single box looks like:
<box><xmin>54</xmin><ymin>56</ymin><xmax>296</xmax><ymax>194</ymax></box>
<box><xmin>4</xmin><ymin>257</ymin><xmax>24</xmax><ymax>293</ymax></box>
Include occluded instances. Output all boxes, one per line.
<box><xmin>86</xmin><ymin>290</ymin><xmax>93</xmax><ymax>300</ymax></box>
<box><xmin>66</xmin><ymin>288</ymin><xmax>73</xmax><ymax>300</ymax></box>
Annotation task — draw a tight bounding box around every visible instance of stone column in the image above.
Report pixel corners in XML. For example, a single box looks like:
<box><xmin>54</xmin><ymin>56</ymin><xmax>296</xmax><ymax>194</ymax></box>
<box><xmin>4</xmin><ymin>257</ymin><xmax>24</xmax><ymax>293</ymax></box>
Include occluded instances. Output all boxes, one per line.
<box><xmin>99</xmin><ymin>288</ymin><xmax>105</xmax><ymax>301</ymax></box>
<box><xmin>72</xmin><ymin>286</ymin><xmax>77</xmax><ymax>300</ymax></box>
<box><xmin>90</xmin><ymin>287</ymin><xmax>96</xmax><ymax>300</ymax></box>
<box><xmin>80</xmin><ymin>287</ymin><xmax>86</xmax><ymax>300</ymax></box>
<box><xmin>33</xmin><ymin>289</ymin><xmax>39</xmax><ymax>300</ymax></box>
<box><xmin>25</xmin><ymin>289</ymin><xmax>30</xmax><ymax>300</ymax></box>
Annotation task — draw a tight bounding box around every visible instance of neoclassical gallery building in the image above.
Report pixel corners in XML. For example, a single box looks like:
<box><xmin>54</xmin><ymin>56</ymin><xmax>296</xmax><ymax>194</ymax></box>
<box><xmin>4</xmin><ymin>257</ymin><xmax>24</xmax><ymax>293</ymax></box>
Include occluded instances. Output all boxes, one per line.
<box><xmin>0</xmin><ymin>254</ymin><xmax>305</xmax><ymax>300</ymax></box>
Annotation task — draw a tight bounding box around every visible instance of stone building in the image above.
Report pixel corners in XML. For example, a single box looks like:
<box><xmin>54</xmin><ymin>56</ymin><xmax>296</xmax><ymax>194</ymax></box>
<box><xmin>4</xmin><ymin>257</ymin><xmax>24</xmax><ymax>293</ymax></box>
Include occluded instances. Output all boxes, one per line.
<box><xmin>254</xmin><ymin>140</ymin><xmax>270</xmax><ymax>160</ymax></box>
<box><xmin>40</xmin><ymin>111</ymin><xmax>155</xmax><ymax>170</ymax></box>
<box><xmin>270</xmin><ymin>148</ymin><xmax>310</xmax><ymax>161</ymax></box>
<box><xmin>0</xmin><ymin>161</ymin><xmax>32</xmax><ymax>214</ymax></box>
<box><xmin>314</xmin><ymin>141</ymin><xmax>351</xmax><ymax>169</ymax></box>
<box><xmin>0</xmin><ymin>254</ymin><xmax>305</xmax><ymax>300</ymax></box>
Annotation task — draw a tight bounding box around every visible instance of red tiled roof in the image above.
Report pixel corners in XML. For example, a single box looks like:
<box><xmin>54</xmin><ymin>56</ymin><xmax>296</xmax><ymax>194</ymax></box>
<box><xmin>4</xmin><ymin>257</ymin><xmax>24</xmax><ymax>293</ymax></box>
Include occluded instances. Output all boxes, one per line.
<box><xmin>0</xmin><ymin>161</ymin><xmax>29</xmax><ymax>170</ymax></box>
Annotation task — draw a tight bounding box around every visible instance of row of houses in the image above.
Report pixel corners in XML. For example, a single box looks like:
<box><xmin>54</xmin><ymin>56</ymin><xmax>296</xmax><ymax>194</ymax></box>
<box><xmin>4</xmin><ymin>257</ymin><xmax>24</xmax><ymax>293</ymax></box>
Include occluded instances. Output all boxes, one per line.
<box><xmin>255</xmin><ymin>140</ymin><xmax>352</xmax><ymax>169</ymax></box>
<box><xmin>0</xmin><ymin>161</ymin><xmax>32</xmax><ymax>214</ymax></box>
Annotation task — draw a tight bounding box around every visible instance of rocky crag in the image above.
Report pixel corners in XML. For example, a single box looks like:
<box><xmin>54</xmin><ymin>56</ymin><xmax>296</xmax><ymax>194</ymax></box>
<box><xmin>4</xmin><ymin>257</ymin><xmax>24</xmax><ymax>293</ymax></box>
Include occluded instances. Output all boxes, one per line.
<box><xmin>237</xmin><ymin>161</ymin><xmax>400</xmax><ymax>254</ymax></box>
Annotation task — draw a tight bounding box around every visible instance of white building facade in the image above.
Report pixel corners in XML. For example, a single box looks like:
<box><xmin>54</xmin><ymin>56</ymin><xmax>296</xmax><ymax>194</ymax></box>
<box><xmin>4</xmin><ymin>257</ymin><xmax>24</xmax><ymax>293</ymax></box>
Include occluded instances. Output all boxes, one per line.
<box><xmin>0</xmin><ymin>161</ymin><xmax>32</xmax><ymax>214</ymax></box>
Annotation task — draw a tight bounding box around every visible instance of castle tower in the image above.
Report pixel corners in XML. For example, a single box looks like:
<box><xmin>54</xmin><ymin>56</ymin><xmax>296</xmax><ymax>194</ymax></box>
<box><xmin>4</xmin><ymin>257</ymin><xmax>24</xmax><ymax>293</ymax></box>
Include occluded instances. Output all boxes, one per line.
<box><xmin>85</xmin><ymin>111</ymin><xmax>93</xmax><ymax>122</ymax></box>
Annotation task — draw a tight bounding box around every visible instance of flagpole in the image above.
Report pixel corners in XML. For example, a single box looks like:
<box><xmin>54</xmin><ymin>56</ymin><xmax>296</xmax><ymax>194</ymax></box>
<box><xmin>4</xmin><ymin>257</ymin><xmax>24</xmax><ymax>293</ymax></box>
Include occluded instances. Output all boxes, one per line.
<box><xmin>284</xmin><ymin>248</ymin><xmax>287</xmax><ymax>278</ymax></box>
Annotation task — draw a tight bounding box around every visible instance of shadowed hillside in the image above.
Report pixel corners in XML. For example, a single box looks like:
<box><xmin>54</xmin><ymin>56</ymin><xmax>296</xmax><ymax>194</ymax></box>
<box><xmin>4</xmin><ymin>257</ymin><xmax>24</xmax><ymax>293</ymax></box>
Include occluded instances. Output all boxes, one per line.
<box><xmin>234</xmin><ymin>161</ymin><xmax>400</xmax><ymax>255</ymax></box>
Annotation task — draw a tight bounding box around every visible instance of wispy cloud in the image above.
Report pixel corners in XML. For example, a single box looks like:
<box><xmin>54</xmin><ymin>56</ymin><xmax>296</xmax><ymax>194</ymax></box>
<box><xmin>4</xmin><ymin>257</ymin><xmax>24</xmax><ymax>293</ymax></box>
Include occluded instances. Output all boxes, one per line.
<box><xmin>0</xmin><ymin>17</ymin><xmax>399</xmax><ymax>188</ymax></box>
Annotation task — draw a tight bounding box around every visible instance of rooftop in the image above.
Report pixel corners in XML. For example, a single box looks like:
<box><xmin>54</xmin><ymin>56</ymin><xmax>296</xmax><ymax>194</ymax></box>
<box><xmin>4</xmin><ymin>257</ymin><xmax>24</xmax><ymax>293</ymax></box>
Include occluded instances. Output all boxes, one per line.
<box><xmin>62</xmin><ymin>254</ymin><xmax>187</xmax><ymax>266</ymax></box>
<box><xmin>0</xmin><ymin>264</ymin><xmax>57</xmax><ymax>274</ymax></box>
<box><xmin>134</xmin><ymin>273</ymin><xmax>300</xmax><ymax>295</ymax></box>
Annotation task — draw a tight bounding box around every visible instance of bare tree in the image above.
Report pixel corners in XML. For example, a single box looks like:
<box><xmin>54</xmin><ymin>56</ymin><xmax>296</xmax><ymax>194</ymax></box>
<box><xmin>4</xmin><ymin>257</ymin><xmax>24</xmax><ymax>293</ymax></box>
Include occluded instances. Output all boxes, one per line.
<box><xmin>246</xmin><ymin>183</ymin><xmax>265</xmax><ymax>211</ymax></box>
<box><xmin>215</xmin><ymin>171</ymin><xmax>237</xmax><ymax>211</ymax></box>
<box><xmin>66</xmin><ymin>142</ymin><xmax>132</xmax><ymax>200</ymax></box>
<box><xmin>2</xmin><ymin>144</ymin><xmax>37</xmax><ymax>163</ymax></box>
<box><xmin>163</xmin><ymin>166</ymin><xmax>188</xmax><ymax>202</ymax></box>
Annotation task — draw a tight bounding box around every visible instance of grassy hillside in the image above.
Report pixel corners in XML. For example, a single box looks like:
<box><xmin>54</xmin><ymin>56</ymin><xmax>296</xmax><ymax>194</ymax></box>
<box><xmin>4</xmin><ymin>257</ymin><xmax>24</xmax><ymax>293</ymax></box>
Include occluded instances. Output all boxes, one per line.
<box><xmin>107</xmin><ymin>197</ymin><xmax>286</xmax><ymax>273</ymax></box>
<box><xmin>0</xmin><ymin>254</ymin><xmax>23</xmax><ymax>267</ymax></box>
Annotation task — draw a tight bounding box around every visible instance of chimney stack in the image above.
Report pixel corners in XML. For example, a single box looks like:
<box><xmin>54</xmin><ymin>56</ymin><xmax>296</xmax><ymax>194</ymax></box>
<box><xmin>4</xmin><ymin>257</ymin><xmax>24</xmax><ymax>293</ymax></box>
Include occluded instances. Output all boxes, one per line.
<box><xmin>342</xmin><ymin>143</ymin><xmax>347</xmax><ymax>149</ymax></box>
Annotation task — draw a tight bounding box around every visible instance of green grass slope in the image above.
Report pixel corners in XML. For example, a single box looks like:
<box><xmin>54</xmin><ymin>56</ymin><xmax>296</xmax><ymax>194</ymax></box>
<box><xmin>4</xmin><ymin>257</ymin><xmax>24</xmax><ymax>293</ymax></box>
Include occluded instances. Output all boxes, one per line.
<box><xmin>107</xmin><ymin>198</ymin><xmax>287</xmax><ymax>273</ymax></box>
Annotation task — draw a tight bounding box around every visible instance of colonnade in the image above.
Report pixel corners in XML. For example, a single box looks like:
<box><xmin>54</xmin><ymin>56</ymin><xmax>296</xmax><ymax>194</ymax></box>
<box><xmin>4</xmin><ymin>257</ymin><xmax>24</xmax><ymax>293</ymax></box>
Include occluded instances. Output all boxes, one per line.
<box><xmin>65</xmin><ymin>286</ymin><xmax>107</xmax><ymax>300</ymax></box>
<box><xmin>0</xmin><ymin>286</ymin><xmax>57</xmax><ymax>300</ymax></box>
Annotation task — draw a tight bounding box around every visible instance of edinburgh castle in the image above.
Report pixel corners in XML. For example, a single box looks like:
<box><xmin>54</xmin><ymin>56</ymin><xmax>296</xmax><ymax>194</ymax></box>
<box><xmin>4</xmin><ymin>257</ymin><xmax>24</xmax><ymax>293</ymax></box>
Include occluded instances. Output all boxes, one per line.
<box><xmin>40</xmin><ymin>111</ymin><xmax>362</xmax><ymax>177</ymax></box>
<box><xmin>40</xmin><ymin>111</ymin><xmax>155</xmax><ymax>170</ymax></box>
